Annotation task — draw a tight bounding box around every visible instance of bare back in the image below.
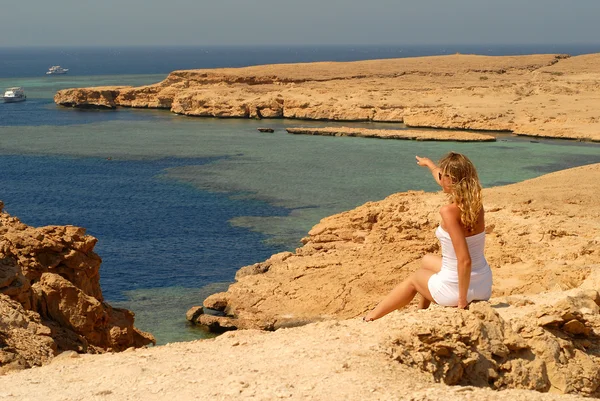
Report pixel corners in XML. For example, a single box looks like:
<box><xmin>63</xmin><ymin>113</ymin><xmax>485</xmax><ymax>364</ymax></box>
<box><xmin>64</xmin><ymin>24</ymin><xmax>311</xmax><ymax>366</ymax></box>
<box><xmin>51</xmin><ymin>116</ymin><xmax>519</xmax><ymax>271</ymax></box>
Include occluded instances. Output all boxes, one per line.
<box><xmin>440</xmin><ymin>205</ymin><xmax>485</xmax><ymax>237</ymax></box>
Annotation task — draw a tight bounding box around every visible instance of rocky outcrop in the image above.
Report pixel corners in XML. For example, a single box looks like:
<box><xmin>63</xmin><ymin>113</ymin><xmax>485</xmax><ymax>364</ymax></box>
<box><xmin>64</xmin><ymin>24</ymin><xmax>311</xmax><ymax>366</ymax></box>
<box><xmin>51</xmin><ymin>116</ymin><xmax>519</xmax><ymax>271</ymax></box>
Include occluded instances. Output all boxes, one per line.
<box><xmin>52</xmin><ymin>87</ymin><xmax>125</xmax><ymax>109</ymax></box>
<box><xmin>183</xmin><ymin>163</ymin><xmax>600</xmax><ymax>396</ymax></box>
<box><xmin>0</xmin><ymin>202</ymin><xmax>155</xmax><ymax>373</ymax></box>
<box><xmin>54</xmin><ymin>53</ymin><xmax>600</xmax><ymax>141</ymax></box>
<box><xmin>187</xmin><ymin>163</ymin><xmax>600</xmax><ymax>335</ymax></box>
<box><xmin>0</xmin><ymin>294</ymin><xmax>56</xmax><ymax>374</ymax></box>
<box><xmin>285</xmin><ymin>126</ymin><xmax>496</xmax><ymax>141</ymax></box>
<box><xmin>385</xmin><ymin>293</ymin><xmax>600</xmax><ymax>395</ymax></box>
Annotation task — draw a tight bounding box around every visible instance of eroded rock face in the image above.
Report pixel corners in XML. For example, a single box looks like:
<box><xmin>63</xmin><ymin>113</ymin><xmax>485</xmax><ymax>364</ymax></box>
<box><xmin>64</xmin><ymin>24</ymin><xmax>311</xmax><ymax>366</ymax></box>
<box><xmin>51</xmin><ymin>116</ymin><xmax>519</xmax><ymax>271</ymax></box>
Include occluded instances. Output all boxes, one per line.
<box><xmin>54</xmin><ymin>53</ymin><xmax>600</xmax><ymax>142</ymax></box>
<box><xmin>0</xmin><ymin>294</ymin><xmax>56</xmax><ymax>374</ymax></box>
<box><xmin>0</xmin><ymin>202</ymin><xmax>155</xmax><ymax>373</ymax></box>
<box><xmin>385</xmin><ymin>294</ymin><xmax>600</xmax><ymax>396</ymax></box>
<box><xmin>53</xmin><ymin>87</ymin><xmax>124</xmax><ymax>109</ymax></box>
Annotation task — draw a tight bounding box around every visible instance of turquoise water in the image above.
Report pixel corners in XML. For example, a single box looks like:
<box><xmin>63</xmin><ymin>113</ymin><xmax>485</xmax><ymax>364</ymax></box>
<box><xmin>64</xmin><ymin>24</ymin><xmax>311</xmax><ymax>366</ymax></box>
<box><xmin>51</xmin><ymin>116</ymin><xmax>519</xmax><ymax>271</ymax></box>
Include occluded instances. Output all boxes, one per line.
<box><xmin>2</xmin><ymin>74</ymin><xmax>600</xmax><ymax>344</ymax></box>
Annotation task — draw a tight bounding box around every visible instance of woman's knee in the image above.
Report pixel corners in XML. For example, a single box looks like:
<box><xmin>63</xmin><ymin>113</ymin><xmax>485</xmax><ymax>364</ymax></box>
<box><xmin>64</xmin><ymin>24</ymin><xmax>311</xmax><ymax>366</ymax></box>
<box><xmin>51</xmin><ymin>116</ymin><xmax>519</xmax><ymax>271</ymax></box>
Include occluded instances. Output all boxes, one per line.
<box><xmin>421</xmin><ymin>254</ymin><xmax>442</xmax><ymax>273</ymax></box>
<box><xmin>413</xmin><ymin>269</ymin><xmax>435</xmax><ymax>302</ymax></box>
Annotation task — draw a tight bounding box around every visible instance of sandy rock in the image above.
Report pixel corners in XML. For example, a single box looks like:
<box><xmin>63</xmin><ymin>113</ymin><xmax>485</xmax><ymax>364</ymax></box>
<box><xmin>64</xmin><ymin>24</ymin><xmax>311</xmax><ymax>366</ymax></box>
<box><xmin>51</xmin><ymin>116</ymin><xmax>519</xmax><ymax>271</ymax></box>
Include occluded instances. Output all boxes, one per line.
<box><xmin>285</xmin><ymin>126</ymin><xmax>496</xmax><ymax>141</ymax></box>
<box><xmin>0</xmin><ymin>208</ymin><xmax>154</xmax><ymax>373</ymax></box>
<box><xmin>385</xmin><ymin>295</ymin><xmax>600</xmax><ymax>396</ymax></box>
<box><xmin>185</xmin><ymin>306</ymin><xmax>203</xmax><ymax>322</ymax></box>
<box><xmin>192</xmin><ymin>164</ymin><xmax>600</xmax><ymax>347</ymax></box>
<box><xmin>55</xmin><ymin>53</ymin><xmax>600</xmax><ymax>141</ymax></box>
<box><xmin>32</xmin><ymin>273</ymin><xmax>107</xmax><ymax>341</ymax></box>
<box><xmin>0</xmin><ymin>302</ymin><xmax>594</xmax><ymax>400</ymax></box>
<box><xmin>53</xmin><ymin>87</ymin><xmax>125</xmax><ymax>109</ymax></box>
<box><xmin>202</xmin><ymin>292</ymin><xmax>228</xmax><ymax>311</ymax></box>
<box><xmin>196</xmin><ymin>314</ymin><xmax>238</xmax><ymax>333</ymax></box>
<box><xmin>0</xmin><ymin>294</ymin><xmax>56</xmax><ymax>374</ymax></box>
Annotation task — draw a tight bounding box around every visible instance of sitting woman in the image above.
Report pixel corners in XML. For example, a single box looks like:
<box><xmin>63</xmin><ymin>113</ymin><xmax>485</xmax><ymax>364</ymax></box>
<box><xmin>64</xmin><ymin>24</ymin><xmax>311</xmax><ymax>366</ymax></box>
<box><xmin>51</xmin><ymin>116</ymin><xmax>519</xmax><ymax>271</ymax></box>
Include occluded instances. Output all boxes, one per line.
<box><xmin>364</xmin><ymin>152</ymin><xmax>492</xmax><ymax>321</ymax></box>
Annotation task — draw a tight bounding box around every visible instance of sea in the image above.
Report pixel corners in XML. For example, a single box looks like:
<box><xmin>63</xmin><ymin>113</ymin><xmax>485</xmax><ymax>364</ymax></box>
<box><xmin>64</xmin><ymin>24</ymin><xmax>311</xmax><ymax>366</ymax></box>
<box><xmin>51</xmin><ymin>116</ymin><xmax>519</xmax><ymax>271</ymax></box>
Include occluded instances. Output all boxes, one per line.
<box><xmin>1</xmin><ymin>44</ymin><xmax>600</xmax><ymax>344</ymax></box>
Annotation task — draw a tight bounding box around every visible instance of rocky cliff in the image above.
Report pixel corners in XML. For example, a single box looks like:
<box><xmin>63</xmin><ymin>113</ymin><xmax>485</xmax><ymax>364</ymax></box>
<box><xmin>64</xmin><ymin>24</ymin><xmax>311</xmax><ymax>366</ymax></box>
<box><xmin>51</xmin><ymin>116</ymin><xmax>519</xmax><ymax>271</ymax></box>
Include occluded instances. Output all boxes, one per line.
<box><xmin>0</xmin><ymin>202</ymin><xmax>154</xmax><ymax>374</ymax></box>
<box><xmin>54</xmin><ymin>53</ymin><xmax>600</xmax><ymax>141</ymax></box>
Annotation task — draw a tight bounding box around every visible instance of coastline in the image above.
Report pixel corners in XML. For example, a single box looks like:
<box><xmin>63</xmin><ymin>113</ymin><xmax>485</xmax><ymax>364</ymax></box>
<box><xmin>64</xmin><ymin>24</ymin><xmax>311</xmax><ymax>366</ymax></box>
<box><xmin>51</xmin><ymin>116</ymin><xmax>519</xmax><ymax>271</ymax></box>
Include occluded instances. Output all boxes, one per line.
<box><xmin>54</xmin><ymin>53</ymin><xmax>600</xmax><ymax>142</ymax></box>
<box><xmin>1</xmin><ymin>162</ymin><xmax>599</xmax><ymax>399</ymax></box>
<box><xmin>1</xmin><ymin>52</ymin><xmax>599</xmax><ymax>398</ymax></box>
<box><xmin>284</xmin><ymin>126</ymin><xmax>496</xmax><ymax>141</ymax></box>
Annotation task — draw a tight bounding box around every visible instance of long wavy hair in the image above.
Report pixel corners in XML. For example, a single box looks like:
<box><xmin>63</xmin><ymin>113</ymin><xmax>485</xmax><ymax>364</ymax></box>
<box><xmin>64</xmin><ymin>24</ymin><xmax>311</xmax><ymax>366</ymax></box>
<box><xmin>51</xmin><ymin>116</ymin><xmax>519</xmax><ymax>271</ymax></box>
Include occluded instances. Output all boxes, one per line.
<box><xmin>439</xmin><ymin>152</ymin><xmax>483</xmax><ymax>231</ymax></box>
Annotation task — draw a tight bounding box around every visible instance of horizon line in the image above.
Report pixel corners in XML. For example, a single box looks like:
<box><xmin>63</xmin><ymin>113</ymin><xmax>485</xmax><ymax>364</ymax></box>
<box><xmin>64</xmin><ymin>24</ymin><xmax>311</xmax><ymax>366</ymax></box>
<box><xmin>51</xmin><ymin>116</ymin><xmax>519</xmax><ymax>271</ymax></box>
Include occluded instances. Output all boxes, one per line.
<box><xmin>2</xmin><ymin>42</ymin><xmax>600</xmax><ymax>49</ymax></box>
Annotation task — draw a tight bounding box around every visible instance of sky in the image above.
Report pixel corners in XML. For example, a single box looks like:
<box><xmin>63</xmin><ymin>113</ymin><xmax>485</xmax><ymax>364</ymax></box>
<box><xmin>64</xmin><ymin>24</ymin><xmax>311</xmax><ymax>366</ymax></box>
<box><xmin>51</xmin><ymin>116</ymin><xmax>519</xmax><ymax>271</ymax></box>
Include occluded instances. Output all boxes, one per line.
<box><xmin>2</xmin><ymin>0</ymin><xmax>599</xmax><ymax>47</ymax></box>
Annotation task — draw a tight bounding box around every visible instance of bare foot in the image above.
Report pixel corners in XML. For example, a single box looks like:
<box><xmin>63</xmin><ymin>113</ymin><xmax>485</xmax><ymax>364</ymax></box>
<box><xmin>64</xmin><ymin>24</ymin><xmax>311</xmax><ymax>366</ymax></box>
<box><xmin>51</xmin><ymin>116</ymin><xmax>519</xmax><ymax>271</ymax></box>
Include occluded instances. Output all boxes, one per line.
<box><xmin>363</xmin><ymin>312</ymin><xmax>375</xmax><ymax>322</ymax></box>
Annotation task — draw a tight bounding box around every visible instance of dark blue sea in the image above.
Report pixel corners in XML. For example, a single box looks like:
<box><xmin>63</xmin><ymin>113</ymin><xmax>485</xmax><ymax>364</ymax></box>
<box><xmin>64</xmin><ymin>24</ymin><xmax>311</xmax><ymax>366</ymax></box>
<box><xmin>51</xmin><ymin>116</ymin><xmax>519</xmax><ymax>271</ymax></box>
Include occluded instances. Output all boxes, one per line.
<box><xmin>1</xmin><ymin>45</ymin><xmax>600</xmax><ymax>343</ymax></box>
<box><xmin>2</xmin><ymin>44</ymin><xmax>600</xmax><ymax>78</ymax></box>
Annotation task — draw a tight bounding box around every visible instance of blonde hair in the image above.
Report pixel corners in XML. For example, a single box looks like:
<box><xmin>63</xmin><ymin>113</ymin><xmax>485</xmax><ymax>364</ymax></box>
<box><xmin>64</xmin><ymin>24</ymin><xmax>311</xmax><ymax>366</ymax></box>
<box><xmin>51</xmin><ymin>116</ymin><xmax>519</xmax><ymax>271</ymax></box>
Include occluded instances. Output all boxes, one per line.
<box><xmin>438</xmin><ymin>152</ymin><xmax>483</xmax><ymax>231</ymax></box>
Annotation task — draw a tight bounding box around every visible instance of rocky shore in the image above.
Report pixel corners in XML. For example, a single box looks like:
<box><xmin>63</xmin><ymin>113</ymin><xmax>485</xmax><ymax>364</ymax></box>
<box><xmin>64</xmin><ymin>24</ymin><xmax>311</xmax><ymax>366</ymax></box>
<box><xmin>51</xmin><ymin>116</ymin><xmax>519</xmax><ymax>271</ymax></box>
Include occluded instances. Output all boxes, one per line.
<box><xmin>0</xmin><ymin>203</ymin><xmax>154</xmax><ymax>374</ymax></box>
<box><xmin>192</xmin><ymin>164</ymin><xmax>600</xmax><ymax>333</ymax></box>
<box><xmin>54</xmin><ymin>53</ymin><xmax>600</xmax><ymax>142</ymax></box>
<box><xmin>0</xmin><ymin>163</ymin><xmax>599</xmax><ymax>400</ymax></box>
<box><xmin>285</xmin><ymin>126</ymin><xmax>496</xmax><ymax>141</ymax></box>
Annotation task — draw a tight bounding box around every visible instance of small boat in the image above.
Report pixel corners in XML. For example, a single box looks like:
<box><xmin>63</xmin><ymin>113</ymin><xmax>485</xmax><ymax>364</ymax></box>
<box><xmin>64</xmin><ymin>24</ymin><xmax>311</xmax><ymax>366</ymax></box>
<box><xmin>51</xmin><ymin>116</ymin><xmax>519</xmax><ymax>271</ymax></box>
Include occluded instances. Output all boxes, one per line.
<box><xmin>46</xmin><ymin>65</ymin><xmax>69</xmax><ymax>75</ymax></box>
<box><xmin>2</xmin><ymin>87</ymin><xmax>26</xmax><ymax>103</ymax></box>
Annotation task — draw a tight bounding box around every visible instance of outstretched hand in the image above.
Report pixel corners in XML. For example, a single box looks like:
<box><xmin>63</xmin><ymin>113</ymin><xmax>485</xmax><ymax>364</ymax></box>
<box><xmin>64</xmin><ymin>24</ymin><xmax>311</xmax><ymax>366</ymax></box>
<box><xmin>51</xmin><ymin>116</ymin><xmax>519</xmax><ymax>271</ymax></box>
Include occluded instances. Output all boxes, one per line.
<box><xmin>415</xmin><ymin>155</ymin><xmax>433</xmax><ymax>167</ymax></box>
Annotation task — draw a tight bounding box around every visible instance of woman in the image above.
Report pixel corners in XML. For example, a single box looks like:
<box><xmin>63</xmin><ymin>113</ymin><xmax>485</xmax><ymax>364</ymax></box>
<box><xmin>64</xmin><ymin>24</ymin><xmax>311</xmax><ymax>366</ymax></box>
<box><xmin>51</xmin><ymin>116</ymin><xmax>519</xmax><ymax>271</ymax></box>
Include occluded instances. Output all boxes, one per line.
<box><xmin>364</xmin><ymin>152</ymin><xmax>492</xmax><ymax>321</ymax></box>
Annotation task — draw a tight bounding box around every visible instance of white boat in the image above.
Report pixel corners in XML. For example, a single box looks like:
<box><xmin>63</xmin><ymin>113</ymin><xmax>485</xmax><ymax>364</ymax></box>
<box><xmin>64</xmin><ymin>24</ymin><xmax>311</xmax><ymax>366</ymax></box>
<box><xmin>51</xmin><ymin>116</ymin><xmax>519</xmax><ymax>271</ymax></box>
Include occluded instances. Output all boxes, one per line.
<box><xmin>46</xmin><ymin>65</ymin><xmax>69</xmax><ymax>75</ymax></box>
<box><xmin>2</xmin><ymin>87</ymin><xmax>26</xmax><ymax>103</ymax></box>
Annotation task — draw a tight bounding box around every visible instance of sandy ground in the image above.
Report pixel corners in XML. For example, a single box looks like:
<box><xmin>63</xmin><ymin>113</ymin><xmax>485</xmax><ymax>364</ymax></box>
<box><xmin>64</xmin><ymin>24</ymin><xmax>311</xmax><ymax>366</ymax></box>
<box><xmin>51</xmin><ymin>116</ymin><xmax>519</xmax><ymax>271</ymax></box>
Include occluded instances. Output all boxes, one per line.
<box><xmin>0</xmin><ymin>315</ymin><xmax>590</xmax><ymax>401</ymax></box>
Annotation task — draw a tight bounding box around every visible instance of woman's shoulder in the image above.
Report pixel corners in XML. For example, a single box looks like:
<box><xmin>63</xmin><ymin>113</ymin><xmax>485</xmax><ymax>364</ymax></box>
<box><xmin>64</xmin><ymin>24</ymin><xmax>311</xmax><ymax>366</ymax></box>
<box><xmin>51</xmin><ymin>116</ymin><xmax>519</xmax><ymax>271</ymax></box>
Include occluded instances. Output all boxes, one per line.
<box><xmin>440</xmin><ymin>203</ymin><xmax>461</xmax><ymax>218</ymax></box>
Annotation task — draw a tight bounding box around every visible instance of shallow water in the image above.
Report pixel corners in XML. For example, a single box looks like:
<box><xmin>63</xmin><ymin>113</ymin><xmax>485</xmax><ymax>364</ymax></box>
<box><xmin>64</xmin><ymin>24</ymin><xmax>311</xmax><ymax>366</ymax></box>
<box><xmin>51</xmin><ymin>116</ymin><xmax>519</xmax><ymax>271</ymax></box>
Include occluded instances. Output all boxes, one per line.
<box><xmin>2</xmin><ymin>74</ymin><xmax>600</xmax><ymax>344</ymax></box>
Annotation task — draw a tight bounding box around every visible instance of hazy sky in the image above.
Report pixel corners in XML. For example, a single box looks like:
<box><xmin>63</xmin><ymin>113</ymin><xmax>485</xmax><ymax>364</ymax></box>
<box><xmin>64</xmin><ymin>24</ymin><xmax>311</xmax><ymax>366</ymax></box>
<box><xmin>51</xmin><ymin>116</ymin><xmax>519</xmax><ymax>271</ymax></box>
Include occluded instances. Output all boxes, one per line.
<box><xmin>3</xmin><ymin>0</ymin><xmax>599</xmax><ymax>47</ymax></box>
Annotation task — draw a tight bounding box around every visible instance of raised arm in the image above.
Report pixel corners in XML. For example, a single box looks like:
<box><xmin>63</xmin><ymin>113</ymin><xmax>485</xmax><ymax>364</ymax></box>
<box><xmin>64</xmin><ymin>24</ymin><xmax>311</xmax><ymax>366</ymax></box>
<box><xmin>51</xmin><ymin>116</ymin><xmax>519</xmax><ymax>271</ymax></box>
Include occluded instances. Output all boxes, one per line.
<box><xmin>440</xmin><ymin>205</ymin><xmax>471</xmax><ymax>309</ymax></box>
<box><xmin>416</xmin><ymin>155</ymin><xmax>442</xmax><ymax>187</ymax></box>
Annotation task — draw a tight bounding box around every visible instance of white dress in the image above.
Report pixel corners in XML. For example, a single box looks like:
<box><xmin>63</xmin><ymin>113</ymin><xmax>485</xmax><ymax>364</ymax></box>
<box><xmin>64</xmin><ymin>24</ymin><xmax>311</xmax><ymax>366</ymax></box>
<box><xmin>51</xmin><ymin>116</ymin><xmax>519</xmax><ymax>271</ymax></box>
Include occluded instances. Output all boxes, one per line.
<box><xmin>427</xmin><ymin>225</ymin><xmax>493</xmax><ymax>306</ymax></box>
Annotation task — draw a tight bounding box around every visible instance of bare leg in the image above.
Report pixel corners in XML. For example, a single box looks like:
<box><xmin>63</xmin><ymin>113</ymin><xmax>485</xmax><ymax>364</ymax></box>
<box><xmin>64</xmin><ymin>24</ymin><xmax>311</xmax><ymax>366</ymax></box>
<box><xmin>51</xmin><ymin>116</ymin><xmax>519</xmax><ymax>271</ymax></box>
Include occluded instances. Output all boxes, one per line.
<box><xmin>364</xmin><ymin>268</ymin><xmax>436</xmax><ymax>321</ymax></box>
<box><xmin>417</xmin><ymin>254</ymin><xmax>442</xmax><ymax>310</ymax></box>
<box><xmin>421</xmin><ymin>254</ymin><xmax>442</xmax><ymax>273</ymax></box>
<box><xmin>418</xmin><ymin>295</ymin><xmax>431</xmax><ymax>310</ymax></box>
